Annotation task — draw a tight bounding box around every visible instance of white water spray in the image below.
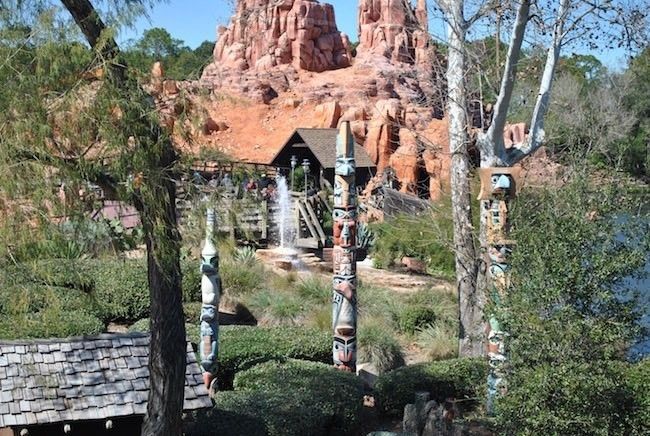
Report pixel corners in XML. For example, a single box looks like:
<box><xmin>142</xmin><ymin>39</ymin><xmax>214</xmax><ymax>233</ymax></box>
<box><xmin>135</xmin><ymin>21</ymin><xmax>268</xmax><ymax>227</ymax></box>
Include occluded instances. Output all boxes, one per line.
<box><xmin>275</xmin><ymin>175</ymin><xmax>296</xmax><ymax>252</ymax></box>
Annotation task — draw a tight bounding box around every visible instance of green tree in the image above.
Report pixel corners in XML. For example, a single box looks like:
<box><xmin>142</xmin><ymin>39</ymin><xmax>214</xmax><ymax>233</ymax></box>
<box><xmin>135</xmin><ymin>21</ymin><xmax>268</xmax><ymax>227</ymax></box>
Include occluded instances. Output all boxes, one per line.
<box><xmin>495</xmin><ymin>166</ymin><xmax>649</xmax><ymax>434</ymax></box>
<box><xmin>0</xmin><ymin>1</ymin><xmax>186</xmax><ymax>434</ymax></box>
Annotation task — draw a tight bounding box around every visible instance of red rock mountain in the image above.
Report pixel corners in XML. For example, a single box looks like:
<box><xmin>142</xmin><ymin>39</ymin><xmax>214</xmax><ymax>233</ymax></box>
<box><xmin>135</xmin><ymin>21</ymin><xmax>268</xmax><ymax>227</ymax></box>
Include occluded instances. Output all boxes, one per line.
<box><xmin>165</xmin><ymin>0</ymin><xmax>456</xmax><ymax>199</ymax></box>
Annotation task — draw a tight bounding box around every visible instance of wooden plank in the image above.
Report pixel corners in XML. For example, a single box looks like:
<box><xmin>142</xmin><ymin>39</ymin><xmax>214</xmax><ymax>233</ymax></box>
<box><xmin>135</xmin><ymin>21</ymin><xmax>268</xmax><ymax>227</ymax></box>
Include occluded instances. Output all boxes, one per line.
<box><xmin>296</xmin><ymin>200</ymin><xmax>319</xmax><ymax>240</ymax></box>
<box><xmin>296</xmin><ymin>238</ymin><xmax>320</xmax><ymax>249</ymax></box>
<box><xmin>304</xmin><ymin>198</ymin><xmax>326</xmax><ymax>245</ymax></box>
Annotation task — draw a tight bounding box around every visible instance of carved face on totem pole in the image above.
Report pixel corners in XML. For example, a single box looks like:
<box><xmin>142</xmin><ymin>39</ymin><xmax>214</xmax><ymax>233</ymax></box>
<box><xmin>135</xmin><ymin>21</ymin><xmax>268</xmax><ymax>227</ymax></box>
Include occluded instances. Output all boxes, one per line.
<box><xmin>333</xmin><ymin>246</ymin><xmax>356</xmax><ymax>277</ymax></box>
<box><xmin>333</xmin><ymin>121</ymin><xmax>357</xmax><ymax>373</ymax></box>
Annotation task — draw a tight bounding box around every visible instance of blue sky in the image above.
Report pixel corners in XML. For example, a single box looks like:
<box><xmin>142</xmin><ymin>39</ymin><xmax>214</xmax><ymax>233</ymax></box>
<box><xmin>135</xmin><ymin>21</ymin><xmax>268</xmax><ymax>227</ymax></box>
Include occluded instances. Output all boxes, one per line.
<box><xmin>119</xmin><ymin>0</ymin><xmax>629</xmax><ymax>70</ymax></box>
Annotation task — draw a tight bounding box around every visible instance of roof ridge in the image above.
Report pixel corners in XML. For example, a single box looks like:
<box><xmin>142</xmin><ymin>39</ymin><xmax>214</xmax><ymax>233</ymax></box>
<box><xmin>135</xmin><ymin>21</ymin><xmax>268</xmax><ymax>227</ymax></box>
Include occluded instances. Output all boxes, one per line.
<box><xmin>0</xmin><ymin>332</ymin><xmax>149</xmax><ymax>346</ymax></box>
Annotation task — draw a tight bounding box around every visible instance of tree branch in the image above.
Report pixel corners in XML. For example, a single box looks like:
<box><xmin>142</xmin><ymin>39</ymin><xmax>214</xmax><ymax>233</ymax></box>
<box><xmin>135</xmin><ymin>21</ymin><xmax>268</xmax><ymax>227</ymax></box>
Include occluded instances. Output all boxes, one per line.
<box><xmin>479</xmin><ymin>0</ymin><xmax>531</xmax><ymax>166</ymax></box>
<box><xmin>510</xmin><ymin>0</ymin><xmax>571</xmax><ymax>165</ymax></box>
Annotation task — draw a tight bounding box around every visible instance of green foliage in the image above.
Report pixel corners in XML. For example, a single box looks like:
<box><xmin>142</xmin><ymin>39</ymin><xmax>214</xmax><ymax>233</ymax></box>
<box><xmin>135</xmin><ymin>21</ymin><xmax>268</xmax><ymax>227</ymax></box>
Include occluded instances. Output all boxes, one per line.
<box><xmin>220</xmin><ymin>257</ymin><xmax>266</xmax><ymax>297</ymax></box>
<box><xmin>123</xmin><ymin>27</ymin><xmax>214</xmax><ymax>80</ymax></box>
<box><xmin>213</xmin><ymin>325</ymin><xmax>331</xmax><ymax>389</ymax></box>
<box><xmin>357</xmin><ymin>320</ymin><xmax>405</xmax><ymax>373</ymax></box>
<box><xmin>397</xmin><ymin>306</ymin><xmax>438</xmax><ymax>335</ymax></box>
<box><xmin>90</xmin><ymin>258</ymin><xmax>149</xmax><ymax>322</ymax></box>
<box><xmin>369</xmin><ymin>208</ymin><xmax>455</xmax><ymax>279</ymax></box>
<box><xmin>496</xmin><ymin>361</ymin><xmax>649</xmax><ymax>436</ymax></box>
<box><xmin>415</xmin><ymin>322</ymin><xmax>458</xmax><ymax>361</ymax></box>
<box><xmin>373</xmin><ymin>358</ymin><xmax>488</xmax><ymax>416</ymax></box>
<box><xmin>294</xmin><ymin>276</ymin><xmax>330</xmax><ymax>304</ymax></box>
<box><xmin>494</xmin><ymin>172</ymin><xmax>649</xmax><ymax>434</ymax></box>
<box><xmin>191</xmin><ymin>357</ymin><xmax>363</xmax><ymax>436</ymax></box>
<box><xmin>503</xmin><ymin>177</ymin><xmax>648</xmax><ymax>369</ymax></box>
<box><xmin>0</xmin><ymin>280</ymin><xmax>104</xmax><ymax>339</ymax></box>
<box><xmin>199</xmin><ymin>359</ymin><xmax>364</xmax><ymax>436</ymax></box>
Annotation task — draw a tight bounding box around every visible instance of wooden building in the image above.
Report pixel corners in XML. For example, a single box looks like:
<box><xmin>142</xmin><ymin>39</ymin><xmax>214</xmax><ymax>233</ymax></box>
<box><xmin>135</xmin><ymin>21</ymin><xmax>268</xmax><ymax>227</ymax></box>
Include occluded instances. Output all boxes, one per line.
<box><xmin>270</xmin><ymin>128</ymin><xmax>376</xmax><ymax>189</ymax></box>
<box><xmin>0</xmin><ymin>333</ymin><xmax>211</xmax><ymax>436</ymax></box>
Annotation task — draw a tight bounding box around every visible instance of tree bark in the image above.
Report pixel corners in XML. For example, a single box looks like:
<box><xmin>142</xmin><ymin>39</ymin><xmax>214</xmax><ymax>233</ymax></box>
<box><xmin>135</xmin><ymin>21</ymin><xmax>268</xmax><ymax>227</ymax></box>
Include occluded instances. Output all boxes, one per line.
<box><xmin>443</xmin><ymin>0</ymin><xmax>483</xmax><ymax>357</ymax></box>
<box><xmin>59</xmin><ymin>1</ymin><xmax>186</xmax><ymax>434</ymax></box>
<box><xmin>137</xmin><ymin>173</ymin><xmax>185</xmax><ymax>436</ymax></box>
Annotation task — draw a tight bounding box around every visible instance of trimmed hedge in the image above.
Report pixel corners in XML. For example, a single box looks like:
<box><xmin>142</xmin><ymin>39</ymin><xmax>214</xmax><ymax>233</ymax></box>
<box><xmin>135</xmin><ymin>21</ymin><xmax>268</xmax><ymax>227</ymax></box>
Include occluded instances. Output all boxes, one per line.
<box><xmin>188</xmin><ymin>359</ymin><xmax>363</xmax><ymax>436</ymax></box>
<box><xmin>373</xmin><ymin>357</ymin><xmax>488</xmax><ymax>416</ymax></box>
<box><xmin>127</xmin><ymin>322</ymin><xmax>331</xmax><ymax>389</ymax></box>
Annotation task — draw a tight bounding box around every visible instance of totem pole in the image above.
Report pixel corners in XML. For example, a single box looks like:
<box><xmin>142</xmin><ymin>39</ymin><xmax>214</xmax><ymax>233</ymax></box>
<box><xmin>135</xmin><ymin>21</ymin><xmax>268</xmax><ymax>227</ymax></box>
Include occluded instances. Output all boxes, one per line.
<box><xmin>478</xmin><ymin>167</ymin><xmax>520</xmax><ymax>413</ymax></box>
<box><xmin>199</xmin><ymin>207</ymin><xmax>221</xmax><ymax>393</ymax></box>
<box><xmin>332</xmin><ymin>121</ymin><xmax>358</xmax><ymax>372</ymax></box>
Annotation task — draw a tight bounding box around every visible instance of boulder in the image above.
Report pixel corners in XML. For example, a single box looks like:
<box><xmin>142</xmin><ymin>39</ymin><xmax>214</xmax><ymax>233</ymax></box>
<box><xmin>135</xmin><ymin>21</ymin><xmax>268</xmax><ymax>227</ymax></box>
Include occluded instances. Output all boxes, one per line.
<box><xmin>315</xmin><ymin>101</ymin><xmax>341</xmax><ymax>128</ymax></box>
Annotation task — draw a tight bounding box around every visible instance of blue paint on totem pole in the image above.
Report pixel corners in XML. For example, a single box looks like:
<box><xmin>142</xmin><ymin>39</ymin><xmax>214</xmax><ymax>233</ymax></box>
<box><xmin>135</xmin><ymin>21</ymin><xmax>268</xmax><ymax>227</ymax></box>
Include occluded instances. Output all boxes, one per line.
<box><xmin>332</xmin><ymin>122</ymin><xmax>358</xmax><ymax>372</ymax></box>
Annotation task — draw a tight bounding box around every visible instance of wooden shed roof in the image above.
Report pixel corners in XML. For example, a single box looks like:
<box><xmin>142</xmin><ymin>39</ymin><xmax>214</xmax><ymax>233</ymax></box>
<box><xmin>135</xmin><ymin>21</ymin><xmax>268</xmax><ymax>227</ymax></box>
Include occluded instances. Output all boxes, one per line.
<box><xmin>0</xmin><ymin>333</ymin><xmax>211</xmax><ymax>428</ymax></box>
<box><xmin>272</xmin><ymin>128</ymin><xmax>376</xmax><ymax>169</ymax></box>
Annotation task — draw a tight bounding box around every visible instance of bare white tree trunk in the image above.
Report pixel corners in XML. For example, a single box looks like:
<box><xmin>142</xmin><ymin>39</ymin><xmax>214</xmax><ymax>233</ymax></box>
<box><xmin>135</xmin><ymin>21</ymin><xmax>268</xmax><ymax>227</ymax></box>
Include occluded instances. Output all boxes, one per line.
<box><xmin>442</xmin><ymin>0</ymin><xmax>483</xmax><ymax>357</ymax></box>
<box><xmin>479</xmin><ymin>0</ymin><xmax>531</xmax><ymax>167</ymax></box>
<box><xmin>514</xmin><ymin>0</ymin><xmax>571</xmax><ymax>162</ymax></box>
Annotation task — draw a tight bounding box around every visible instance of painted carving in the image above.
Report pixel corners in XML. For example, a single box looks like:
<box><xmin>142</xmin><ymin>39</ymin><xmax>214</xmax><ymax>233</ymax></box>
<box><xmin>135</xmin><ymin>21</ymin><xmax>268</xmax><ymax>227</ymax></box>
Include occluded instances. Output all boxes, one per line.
<box><xmin>479</xmin><ymin>167</ymin><xmax>519</xmax><ymax>414</ymax></box>
<box><xmin>332</xmin><ymin>121</ymin><xmax>358</xmax><ymax>372</ymax></box>
<box><xmin>200</xmin><ymin>208</ymin><xmax>221</xmax><ymax>393</ymax></box>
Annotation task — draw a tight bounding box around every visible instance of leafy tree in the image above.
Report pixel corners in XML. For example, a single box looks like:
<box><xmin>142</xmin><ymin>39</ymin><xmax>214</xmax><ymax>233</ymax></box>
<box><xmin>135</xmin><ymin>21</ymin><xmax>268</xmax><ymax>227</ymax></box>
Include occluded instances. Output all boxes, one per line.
<box><xmin>494</xmin><ymin>167</ymin><xmax>649</xmax><ymax>434</ymax></box>
<box><xmin>123</xmin><ymin>27</ymin><xmax>214</xmax><ymax>80</ymax></box>
<box><xmin>0</xmin><ymin>1</ymin><xmax>186</xmax><ymax>434</ymax></box>
<box><xmin>436</xmin><ymin>0</ymin><xmax>649</xmax><ymax>356</ymax></box>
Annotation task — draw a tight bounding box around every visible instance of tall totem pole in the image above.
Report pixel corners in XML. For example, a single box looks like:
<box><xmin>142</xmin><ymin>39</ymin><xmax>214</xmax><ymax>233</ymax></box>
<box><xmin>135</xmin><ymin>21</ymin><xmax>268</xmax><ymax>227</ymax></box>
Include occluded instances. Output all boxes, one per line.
<box><xmin>332</xmin><ymin>122</ymin><xmax>358</xmax><ymax>372</ymax></box>
<box><xmin>478</xmin><ymin>167</ymin><xmax>520</xmax><ymax>413</ymax></box>
<box><xmin>199</xmin><ymin>208</ymin><xmax>221</xmax><ymax>393</ymax></box>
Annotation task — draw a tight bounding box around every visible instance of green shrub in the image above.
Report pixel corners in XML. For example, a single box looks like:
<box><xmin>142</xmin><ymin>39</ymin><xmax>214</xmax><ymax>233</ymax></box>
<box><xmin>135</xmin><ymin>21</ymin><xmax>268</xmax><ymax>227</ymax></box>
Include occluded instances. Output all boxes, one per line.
<box><xmin>226</xmin><ymin>359</ymin><xmax>363</xmax><ymax>435</ymax></box>
<box><xmin>216</xmin><ymin>325</ymin><xmax>331</xmax><ymax>389</ymax></box>
<box><xmin>129</xmin><ymin>322</ymin><xmax>332</xmax><ymax>390</ymax></box>
<box><xmin>625</xmin><ymin>358</ymin><xmax>650</xmax><ymax>433</ymax></box>
<box><xmin>496</xmin><ymin>360</ymin><xmax>648</xmax><ymax>436</ymax></box>
<box><xmin>188</xmin><ymin>359</ymin><xmax>363</xmax><ymax>436</ymax></box>
<box><xmin>369</xmin><ymin>209</ymin><xmax>456</xmax><ymax>279</ymax></box>
<box><xmin>294</xmin><ymin>276</ymin><xmax>330</xmax><ymax>304</ymax></box>
<box><xmin>245</xmin><ymin>289</ymin><xmax>304</xmax><ymax>325</ymax></box>
<box><xmin>397</xmin><ymin>306</ymin><xmax>438</xmax><ymax>335</ymax></box>
<box><xmin>415</xmin><ymin>322</ymin><xmax>458</xmax><ymax>361</ymax></box>
<box><xmin>220</xmin><ymin>258</ymin><xmax>265</xmax><ymax>297</ymax></box>
<box><xmin>0</xmin><ymin>285</ymin><xmax>104</xmax><ymax>339</ymax></box>
<box><xmin>128</xmin><ymin>318</ymin><xmax>150</xmax><ymax>333</ymax></box>
<box><xmin>89</xmin><ymin>258</ymin><xmax>149</xmax><ymax>322</ymax></box>
<box><xmin>181</xmin><ymin>258</ymin><xmax>202</xmax><ymax>302</ymax></box>
<box><xmin>357</xmin><ymin>320</ymin><xmax>405</xmax><ymax>373</ymax></box>
<box><xmin>374</xmin><ymin>357</ymin><xmax>488</xmax><ymax>416</ymax></box>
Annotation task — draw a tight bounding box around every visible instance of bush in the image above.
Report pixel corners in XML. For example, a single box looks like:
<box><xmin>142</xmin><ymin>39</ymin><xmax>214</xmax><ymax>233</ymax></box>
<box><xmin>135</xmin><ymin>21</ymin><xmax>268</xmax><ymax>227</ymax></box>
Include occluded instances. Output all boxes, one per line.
<box><xmin>369</xmin><ymin>209</ymin><xmax>456</xmax><ymax>279</ymax></box>
<box><xmin>220</xmin><ymin>258</ymin><xmax>265</xmax><ymax>297</ymax></box>
<box><xmin>374</xmin><ymin>357</ymin><xmax>488</xmax><ymax>416</ymax></box>
<box><xmin>216</xmin><ymin>325</ymin><xmax>331</xmax><ymax>389</ymax></box>
<box><xmin>188</xmin><ymin>359</ymin><xmax>363</xmax><ymax>436</ymax></box>
<box><xmin>129</xmin><ymin>322</ymin><xmax>332</xmax><ymax>390</ymax></box>
<box><xmin>357</xmin><ymin>320</ymin><xmax>405</xmax><ymax>373</ymax></box>
<box><xmin>245</xmin><ymin>289</ymin><xmax>304</xmax><ymax>325</ymax></box>
<box><xmin>0</xmin><ymin>285</ymin><xmax>104</xmax><ymax>339</ymax></box>
<box><xmin>496</xmin><ymin>360</ymin><xmax>649</xmax><ymax>436</ymax></box>
<box><xmin>89</xmin><ymin>258</ymin><xmax>149</xmax><ymax>322</ymax></box>
<box><xmin>397</xmin><ymin>306</ymin><xmax>438</xmax><ymax>335</ymax></box>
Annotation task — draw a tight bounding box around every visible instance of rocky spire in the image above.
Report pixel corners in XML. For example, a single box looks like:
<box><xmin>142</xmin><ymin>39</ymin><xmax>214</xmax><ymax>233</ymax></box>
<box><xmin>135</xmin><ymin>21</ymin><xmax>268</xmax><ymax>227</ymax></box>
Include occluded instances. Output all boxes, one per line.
<box><xmin>357</xmin><ymin>0</ymin><xmax>429</xmax><ymax>66</ymax></box>
<box><xmin>212</xmin><ymin>0</ymin><xmax>351</xmax><ymax>73</ymax></box>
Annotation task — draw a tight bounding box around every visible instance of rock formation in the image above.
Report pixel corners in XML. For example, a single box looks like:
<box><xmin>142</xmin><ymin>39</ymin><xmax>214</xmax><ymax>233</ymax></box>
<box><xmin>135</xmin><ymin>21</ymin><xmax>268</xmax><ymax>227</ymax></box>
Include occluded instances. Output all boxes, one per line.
<box><xmin>357</xmin><ymin>0</ymin><xmax>430</xmax><ymax>67</ymax></box>
<box><xmin>193</xmin><ymin>0</ymin><xmax>456</xmax><ymax>199</ymax></box>
<box><xmin>212</xmin><ymin>0</ymin><xmax>351</xmax><ymax>73</ymax></box>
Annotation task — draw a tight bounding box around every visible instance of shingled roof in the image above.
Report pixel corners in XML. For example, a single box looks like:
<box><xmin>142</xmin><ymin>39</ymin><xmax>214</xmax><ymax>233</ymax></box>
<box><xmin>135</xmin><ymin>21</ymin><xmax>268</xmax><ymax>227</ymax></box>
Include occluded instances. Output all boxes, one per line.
<box><xmin>0</xmin><ymin>333</ymin><xmax>211</xmax><ymax>428</ymax></box>
<box><xmin>274</xmin><ymin>128</ymin><xmax>376</xmax><ymax>169</ymax></box>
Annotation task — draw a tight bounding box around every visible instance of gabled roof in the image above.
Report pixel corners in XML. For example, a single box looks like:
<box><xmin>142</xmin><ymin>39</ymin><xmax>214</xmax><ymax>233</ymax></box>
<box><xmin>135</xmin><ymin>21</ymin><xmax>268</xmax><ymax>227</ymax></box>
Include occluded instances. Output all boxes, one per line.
<box><xmin>0</xmin><ymin>333</ymin><xmax>211</xmax><ymax>428</ymax></box>
<box><xmin>272</xmin><ymin>128</ymin><xmax>376</xmax><ymax>169</ymax></box>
